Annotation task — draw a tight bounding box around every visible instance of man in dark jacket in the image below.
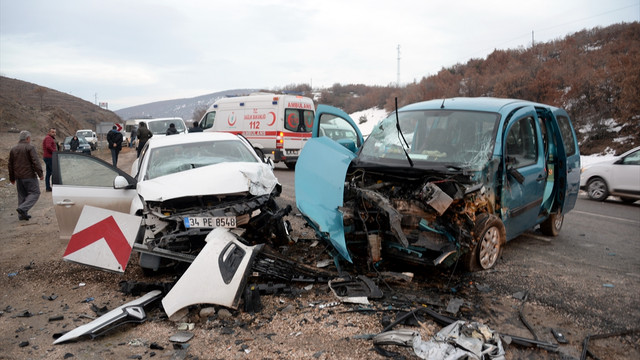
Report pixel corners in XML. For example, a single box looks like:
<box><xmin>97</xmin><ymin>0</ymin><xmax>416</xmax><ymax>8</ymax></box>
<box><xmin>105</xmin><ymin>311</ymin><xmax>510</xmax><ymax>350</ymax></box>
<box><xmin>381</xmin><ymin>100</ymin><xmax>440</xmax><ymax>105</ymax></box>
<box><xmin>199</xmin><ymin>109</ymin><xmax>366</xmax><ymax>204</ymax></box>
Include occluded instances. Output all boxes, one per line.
<box><xmin>9</xmin><ymin>131</ymin><xmax>44</xmax><ymax>221</ymax></box>
<box><xmin>189</xmin><ymin>121</ymin><xmax>203</xmax><ymax>133</ymax></box>
<box><xmin>166</xmin><ymin>123</ymin><xmax>179</xmax><ymax>135</ymax></box>
<box><xmin>70</xmin><ymin>136</ymin><xmax>80</xmax><ymax>151</ymax></box>
<box><xmin>136</xmin><ymin>121</ymin><xmax>152</xmax><ymax>157</ymax></box>
<box><xmin>106</xmin><ymin>125</ymin><xmax>123</xmax><ymax>167</ymax></box>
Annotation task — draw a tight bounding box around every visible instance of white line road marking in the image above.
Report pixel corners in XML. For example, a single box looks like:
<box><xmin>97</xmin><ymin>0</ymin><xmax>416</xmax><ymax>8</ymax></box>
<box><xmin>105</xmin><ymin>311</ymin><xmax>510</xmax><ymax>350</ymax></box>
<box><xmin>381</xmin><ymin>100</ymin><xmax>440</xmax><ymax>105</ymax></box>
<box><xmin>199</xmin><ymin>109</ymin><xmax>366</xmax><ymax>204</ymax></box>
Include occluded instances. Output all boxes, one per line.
<box><xmin>570</xmin><ymin>210</ymin><xmax>639</xmax><ymax>225</ymax></box>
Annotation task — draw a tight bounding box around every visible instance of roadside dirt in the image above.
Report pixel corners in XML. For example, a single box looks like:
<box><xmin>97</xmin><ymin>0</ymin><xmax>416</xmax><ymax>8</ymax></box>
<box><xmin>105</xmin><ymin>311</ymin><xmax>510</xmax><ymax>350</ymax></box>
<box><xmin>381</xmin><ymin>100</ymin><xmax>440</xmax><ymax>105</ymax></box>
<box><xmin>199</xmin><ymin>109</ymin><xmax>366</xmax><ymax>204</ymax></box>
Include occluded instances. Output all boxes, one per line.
<box><xmin>1</xmin><ymin>132</ymin><xmax>638</xmax><ymax>360</ymax></box>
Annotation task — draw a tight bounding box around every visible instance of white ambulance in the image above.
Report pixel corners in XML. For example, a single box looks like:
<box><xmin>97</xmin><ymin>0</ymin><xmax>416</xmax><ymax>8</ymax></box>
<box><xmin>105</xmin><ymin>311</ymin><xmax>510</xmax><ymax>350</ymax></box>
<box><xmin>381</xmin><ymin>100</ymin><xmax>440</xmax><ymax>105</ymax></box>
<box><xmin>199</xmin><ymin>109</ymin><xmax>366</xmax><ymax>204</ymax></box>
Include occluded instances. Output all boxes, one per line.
<box><xmin>200</xmin><ymin>93</ymin><xmax>315</xmax><ymax>169</ymax></box>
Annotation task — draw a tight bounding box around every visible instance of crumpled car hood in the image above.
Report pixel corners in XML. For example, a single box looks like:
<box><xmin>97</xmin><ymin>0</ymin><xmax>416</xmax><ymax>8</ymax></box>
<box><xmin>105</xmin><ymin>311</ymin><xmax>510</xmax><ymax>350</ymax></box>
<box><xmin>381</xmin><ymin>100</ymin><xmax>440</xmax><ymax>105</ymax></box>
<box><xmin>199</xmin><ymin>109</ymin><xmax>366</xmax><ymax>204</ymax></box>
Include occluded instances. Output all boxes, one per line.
<box><xmin>137</xmin><ymin>162</ymin><xmax>278</xmax><ymax>202</ymax></box>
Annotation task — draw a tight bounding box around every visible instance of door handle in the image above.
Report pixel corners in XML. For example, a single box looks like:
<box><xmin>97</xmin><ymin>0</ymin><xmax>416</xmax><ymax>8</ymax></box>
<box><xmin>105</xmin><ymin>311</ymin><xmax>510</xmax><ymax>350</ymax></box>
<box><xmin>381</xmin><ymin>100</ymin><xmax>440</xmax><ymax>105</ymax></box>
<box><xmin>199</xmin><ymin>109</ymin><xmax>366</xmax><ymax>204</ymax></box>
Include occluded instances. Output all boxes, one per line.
<box><xmin>56</xmin><ymin>200</ymin><xmax>75</xmax><ymax>206</ymax></box>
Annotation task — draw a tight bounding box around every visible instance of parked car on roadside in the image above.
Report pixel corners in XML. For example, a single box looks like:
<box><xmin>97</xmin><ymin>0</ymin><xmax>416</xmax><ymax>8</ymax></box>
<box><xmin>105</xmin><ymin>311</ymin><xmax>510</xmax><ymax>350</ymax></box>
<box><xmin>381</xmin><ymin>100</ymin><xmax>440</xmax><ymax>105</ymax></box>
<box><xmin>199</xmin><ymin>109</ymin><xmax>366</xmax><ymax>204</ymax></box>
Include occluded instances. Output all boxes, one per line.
<box><xmin>145</xmin><ymin>117</ymin><xmax>187</xmax><ymax>137</ymax></box>
<box><xmin>76</xmin><ymin>129</ymin><xmax>98</xmax><ymax>150</ymax></box>
<box><xmin>51</xmin><ymin>132</ymin><xmax>291</xmax><ymax>273</ymax></box>
<box><xmin>580</xmin><ymin>146</ymin><xmax>640</xmax><ymax>203</ymax></box>
<box><xmin>295</xmin><ymin>97</ymin><xmax>581</xmax><ymax>271</ymax></box>
<box><xmin>62</xmin><ymin>136</ymin><xmax>92</xmax><ymax>155</ymax></box>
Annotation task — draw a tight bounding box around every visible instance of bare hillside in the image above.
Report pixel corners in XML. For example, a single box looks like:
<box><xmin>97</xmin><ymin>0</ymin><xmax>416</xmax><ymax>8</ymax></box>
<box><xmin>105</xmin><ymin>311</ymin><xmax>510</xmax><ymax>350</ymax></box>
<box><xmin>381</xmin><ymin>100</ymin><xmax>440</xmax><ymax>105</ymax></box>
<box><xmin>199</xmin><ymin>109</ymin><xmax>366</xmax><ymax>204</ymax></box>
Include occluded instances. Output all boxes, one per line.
<box><xmin>0</xmin><ymin>76</ymin><xmax>122</xmax><ymax>141</ymax></box>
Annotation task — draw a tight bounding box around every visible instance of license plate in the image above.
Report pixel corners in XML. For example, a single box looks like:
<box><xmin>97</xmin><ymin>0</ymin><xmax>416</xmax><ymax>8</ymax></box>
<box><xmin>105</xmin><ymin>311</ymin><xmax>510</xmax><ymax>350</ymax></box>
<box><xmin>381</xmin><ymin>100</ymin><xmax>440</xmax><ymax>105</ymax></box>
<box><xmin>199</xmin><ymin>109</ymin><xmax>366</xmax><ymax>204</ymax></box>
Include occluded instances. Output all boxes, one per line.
<box><xmin>184</xmin><ymin>216</ymin><xmax>236</xmax><ymax>229</ymax></box>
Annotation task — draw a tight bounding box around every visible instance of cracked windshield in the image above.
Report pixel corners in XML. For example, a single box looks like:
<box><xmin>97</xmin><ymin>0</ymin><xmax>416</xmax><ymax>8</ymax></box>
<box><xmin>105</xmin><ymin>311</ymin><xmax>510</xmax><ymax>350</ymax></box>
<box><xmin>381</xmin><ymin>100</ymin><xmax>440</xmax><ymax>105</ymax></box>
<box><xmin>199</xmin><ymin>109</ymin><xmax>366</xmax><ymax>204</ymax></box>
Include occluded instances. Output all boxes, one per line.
<box><xmin>145</xmin><ymin>140</ymin><xmax>257</xmax><ymax>180</ymax></box>
<box><xmin>360</xmin><ymin>110</ymin><xmax>499</xmax><ymax>168</ymax></box>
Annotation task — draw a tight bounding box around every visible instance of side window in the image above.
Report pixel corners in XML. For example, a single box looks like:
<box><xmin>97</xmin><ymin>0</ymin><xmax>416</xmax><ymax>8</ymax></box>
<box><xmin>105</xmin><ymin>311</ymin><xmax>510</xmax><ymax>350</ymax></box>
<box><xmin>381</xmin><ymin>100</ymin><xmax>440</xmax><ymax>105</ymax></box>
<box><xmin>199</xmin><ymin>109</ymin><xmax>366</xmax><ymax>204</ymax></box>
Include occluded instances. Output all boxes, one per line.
<box><xmin>506</xmin><ymin>117</ymin><xmax>538</xmax><ymax>168</ymax></box>
<box><xmin>201</xmin><ymin>111</ymin><xmax>216</xmax><ymax>130</ymax></box>
<box><xmin>622</xmin><ymin>150</ymin><xmax>640</xmax><ymax>165</ymax></box>
<box><xmin>319</xmin><ymin>114</ymin><xmax>359</xmax><ymax>146</ymax></box>
<box><xmin>556</xmin><ymin>115</ymin><xmax>576</xmax><ymax>157</ymax></box>
<box><xmin>58</xmin><ymin>154</ymin><xmax>120</xmax><ymax>187</ymax></box>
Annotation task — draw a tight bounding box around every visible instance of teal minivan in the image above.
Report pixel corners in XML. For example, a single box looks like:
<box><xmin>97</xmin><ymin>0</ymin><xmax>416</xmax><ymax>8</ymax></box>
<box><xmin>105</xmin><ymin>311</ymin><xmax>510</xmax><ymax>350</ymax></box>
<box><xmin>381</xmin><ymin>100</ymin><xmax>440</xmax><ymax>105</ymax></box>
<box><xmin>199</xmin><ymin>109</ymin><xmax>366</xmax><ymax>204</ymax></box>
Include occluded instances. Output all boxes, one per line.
<box><xmin>295</xmin><ymin>97</ymin><xmax>580</xmax><ymax>271</ymax></box>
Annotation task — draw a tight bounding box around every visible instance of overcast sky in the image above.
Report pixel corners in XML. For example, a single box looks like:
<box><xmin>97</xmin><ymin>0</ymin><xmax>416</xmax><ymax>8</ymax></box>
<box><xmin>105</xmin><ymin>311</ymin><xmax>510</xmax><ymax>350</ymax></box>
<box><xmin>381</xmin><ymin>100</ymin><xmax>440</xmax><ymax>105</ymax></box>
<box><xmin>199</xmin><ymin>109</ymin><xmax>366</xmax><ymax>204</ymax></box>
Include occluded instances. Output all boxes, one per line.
<box><xmin>1</xmin><ymin>0</ymin><xmax>638</xmax><ymax>110</ymax></box>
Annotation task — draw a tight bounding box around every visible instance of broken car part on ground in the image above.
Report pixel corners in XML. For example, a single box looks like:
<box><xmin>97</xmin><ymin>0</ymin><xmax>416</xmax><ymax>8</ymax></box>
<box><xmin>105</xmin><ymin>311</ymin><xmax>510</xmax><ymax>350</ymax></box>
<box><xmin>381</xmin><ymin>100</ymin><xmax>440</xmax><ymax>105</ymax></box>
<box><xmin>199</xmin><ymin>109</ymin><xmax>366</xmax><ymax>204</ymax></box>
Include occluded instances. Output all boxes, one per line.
<box><xmin>296</xmin><ymin>98</ymin><xmax>581</xmax><ymax>272</ymax></box>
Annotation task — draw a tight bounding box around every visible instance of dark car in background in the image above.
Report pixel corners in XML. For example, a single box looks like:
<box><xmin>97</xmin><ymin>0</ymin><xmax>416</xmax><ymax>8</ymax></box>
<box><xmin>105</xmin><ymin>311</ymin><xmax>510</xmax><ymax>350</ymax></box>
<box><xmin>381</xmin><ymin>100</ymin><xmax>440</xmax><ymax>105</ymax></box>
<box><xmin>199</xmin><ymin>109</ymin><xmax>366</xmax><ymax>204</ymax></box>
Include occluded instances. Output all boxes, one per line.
<box><xmin>63</xmin><ymin>136</ymin><xmax>92</xmax><ymax>155</ymax></box>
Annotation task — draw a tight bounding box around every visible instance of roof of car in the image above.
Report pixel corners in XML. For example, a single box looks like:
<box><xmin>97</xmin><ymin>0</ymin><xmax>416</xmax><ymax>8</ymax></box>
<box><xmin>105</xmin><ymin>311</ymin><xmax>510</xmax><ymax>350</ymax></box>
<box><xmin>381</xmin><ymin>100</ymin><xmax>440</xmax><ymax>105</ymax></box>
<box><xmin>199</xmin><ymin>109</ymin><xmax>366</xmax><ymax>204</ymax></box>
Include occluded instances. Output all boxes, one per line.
<box><xmin>145</xmin><ymin>131</ymin><xmax>241</xmax><ymax>148</ymax></box>
<box><xmin>400</xmin><ymin>97</ymin><xmax>561</xmax><ymax>113</ymax></box>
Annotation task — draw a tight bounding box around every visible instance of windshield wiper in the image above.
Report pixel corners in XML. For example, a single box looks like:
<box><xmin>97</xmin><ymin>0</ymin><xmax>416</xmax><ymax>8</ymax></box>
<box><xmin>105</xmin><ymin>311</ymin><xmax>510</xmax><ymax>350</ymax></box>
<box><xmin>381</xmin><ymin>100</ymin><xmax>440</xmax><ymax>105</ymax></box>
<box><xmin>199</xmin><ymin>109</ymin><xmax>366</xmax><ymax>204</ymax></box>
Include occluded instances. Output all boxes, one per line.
<box><xmin>394</xmin><ymin>98</ymin><xmax>413</xmax><ymax>167</ymax></box>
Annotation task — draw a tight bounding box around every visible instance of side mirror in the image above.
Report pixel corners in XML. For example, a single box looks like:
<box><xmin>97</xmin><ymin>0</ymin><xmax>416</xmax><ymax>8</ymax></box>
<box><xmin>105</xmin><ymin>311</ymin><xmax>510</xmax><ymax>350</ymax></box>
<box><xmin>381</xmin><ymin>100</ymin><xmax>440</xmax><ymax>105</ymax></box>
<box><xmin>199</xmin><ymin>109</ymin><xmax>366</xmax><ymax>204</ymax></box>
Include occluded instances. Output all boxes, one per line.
<box><xmin>114</xmin><ymin>175</ymin><xmax>132</xmax><ymax>189</ymax></box>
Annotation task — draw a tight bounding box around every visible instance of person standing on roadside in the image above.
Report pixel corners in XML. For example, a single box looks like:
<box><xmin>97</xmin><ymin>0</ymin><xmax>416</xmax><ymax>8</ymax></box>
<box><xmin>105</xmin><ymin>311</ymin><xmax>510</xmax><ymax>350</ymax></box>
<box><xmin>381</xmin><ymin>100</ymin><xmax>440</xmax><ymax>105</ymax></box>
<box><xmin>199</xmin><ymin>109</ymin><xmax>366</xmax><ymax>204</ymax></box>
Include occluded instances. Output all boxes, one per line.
<box><xmin>9</xmin><ymin>131</ymin><xmax>44</xmax><ymax>221</ymax></box>
<box><xmin>165</xmin><ymin>123</ymin><xmax>179</xmax><ymax>135</ymax></box>
<box><xmin>129</xmin><ymin>127</ymin><xmax>137</xmax><ymax>147</ymax></box>
<box><xmin>189</xmin><ymin>121</ymin><xmax>203</xmax><ymax>133</ymax></box>
<box><xmin>42</xmin><ymin>127</ymin><xmax>57</xmax><ymax>192</ymax></box>
<box><xmin>106</xmin><ymin>125</ymin><xmax>123</xmax><ymax>167</ymax></box>
<box><xmin>136</xmin><ymin>121</ymin><xmax>152</xmax><ymax>157</ymax></box>
<box><xmin>70</xmin><ymin>135</ymin><xmax>80</xmax><ymax>151</ymax></box>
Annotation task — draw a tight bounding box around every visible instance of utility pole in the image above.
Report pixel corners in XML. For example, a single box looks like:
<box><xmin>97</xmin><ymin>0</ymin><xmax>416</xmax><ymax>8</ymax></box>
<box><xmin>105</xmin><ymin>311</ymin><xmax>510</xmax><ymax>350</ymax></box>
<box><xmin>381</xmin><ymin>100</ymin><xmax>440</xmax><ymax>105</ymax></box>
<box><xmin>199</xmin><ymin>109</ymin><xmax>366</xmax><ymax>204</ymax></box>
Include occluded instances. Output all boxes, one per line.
<box><xmin>397</xmin><ymin>44</ymin><xmax>401</xmax><ymax>87</ymax></box>
<box><xmin>532</xmin><ymin>31</ymin><xmax>535</xmax><ymax>47</ymax></box>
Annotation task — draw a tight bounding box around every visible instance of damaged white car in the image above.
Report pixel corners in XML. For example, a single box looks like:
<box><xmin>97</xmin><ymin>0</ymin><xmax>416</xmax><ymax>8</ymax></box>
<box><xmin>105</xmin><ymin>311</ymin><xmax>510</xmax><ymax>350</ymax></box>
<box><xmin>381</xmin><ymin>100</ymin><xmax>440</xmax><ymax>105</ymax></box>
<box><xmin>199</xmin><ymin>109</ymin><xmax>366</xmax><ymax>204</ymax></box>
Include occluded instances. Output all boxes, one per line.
<box><xmin>52</xmin><ymin>132</ymin><xmax>291</xmax><ymax>273</ymax></box>
<box><xmin>296</xmin><ymin>98</ymin><xmax>581</xmax><ymax>272</ymax></box>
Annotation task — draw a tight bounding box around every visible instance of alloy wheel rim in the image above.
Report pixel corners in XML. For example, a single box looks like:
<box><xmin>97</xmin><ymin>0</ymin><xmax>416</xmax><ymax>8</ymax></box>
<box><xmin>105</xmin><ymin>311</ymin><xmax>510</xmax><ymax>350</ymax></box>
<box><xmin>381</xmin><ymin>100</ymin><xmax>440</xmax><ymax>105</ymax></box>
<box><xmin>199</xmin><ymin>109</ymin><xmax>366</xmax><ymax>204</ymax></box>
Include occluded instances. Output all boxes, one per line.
<box><xmin>479</xmin><ymin>226</ymin><xmax>500</xmax><ymax>269</ymax></box>
<box><xmin>589</xmin><ymin>180</ymin><xmax>606</xmax><ymax>199</ymax></box>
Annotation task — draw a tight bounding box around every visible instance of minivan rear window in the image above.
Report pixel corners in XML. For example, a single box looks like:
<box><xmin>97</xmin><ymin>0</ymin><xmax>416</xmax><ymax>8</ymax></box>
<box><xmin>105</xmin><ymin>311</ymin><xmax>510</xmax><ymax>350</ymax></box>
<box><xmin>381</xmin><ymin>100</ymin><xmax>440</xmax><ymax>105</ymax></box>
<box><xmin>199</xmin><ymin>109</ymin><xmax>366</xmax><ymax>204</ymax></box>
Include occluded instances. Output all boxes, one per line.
<box><xmin>284</xmin><ymin>109</ymin><xmax>314</xmax><ymax>132</ymax></box>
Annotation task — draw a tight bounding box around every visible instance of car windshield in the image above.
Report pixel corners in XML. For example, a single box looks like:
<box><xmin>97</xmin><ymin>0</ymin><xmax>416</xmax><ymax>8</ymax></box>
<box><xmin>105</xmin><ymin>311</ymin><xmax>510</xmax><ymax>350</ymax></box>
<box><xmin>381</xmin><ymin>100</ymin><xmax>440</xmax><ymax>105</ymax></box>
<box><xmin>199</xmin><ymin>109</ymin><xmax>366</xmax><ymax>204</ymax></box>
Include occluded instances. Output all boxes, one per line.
<box><xmin>148</xmin><ymin>120</ymin><xmax>186</xmax><ymax>135</ymax></box>
<box><xmin>77</xmin><ymin>131</ymin><xmax>92</xmax><ymax>138</ymax></box>
<box><xmin>359</xmin><ymin>110</ymin><xmax>499</xmax><ymax>168</ymax></box>
<box><xmin>144</xmin><ymin>140</ymin><xmax>258</xmax><ymax>180</ymax></box>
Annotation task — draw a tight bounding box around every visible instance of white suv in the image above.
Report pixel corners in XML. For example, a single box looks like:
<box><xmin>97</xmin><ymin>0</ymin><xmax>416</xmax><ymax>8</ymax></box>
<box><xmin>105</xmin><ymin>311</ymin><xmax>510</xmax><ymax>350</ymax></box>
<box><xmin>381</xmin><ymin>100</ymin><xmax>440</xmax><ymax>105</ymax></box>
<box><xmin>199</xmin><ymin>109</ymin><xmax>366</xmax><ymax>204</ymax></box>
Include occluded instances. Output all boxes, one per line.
<box><xmin>580</xmin><ymin>146</ymin><xmax>640</xmax><ymax>203</ymax></box>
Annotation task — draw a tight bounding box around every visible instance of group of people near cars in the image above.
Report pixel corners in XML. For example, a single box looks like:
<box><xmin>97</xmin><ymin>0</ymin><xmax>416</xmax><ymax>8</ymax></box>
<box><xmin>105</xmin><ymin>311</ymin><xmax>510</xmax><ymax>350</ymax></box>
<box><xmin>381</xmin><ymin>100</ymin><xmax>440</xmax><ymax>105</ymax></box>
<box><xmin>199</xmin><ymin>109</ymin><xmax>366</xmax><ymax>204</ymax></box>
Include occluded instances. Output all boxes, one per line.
<box><xmin>8</xmin><ymin>120</ymin><xmax>204</xmax><ymax>222</ymax></box>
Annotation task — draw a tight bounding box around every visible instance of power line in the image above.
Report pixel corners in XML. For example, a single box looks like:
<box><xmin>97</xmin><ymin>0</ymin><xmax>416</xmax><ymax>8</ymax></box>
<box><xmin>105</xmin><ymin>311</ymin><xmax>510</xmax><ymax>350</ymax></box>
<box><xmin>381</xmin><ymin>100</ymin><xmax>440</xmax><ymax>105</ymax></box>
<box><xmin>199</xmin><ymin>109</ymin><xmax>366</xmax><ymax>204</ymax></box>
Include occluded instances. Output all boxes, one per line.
<box><xmin>462</xmin><ymin>3</ymin><xmax>639</xmax><ymax>61</ymax></box>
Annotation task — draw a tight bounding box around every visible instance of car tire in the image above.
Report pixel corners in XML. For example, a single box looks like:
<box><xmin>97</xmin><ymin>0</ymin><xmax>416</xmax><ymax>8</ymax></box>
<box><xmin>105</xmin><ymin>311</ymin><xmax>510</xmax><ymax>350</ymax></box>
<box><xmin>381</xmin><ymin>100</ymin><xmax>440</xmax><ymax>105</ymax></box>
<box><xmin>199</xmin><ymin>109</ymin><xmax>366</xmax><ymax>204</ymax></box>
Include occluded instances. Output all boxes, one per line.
<box><xmin>620</xmin><ymin>197</ymin><xmax>637</xmax><ymax>204</ymax></box>
<box><xmin>586</xmin><ymin>177</ymin><xmax>609</xmax><ymax>201</ymax></box>
<box><xmin>540</xmin><ymin>213</ymin><xmax>563</xmax><ymax>236</ymax></box>
<box><xmin>464</xmin><ymin>214</ymin><xmax>505</xmax><ymax>271</ymax></box>
<box><xmin>285</xmin><ymin>162</ymin><xmax>296</xmax><ymax>170</ymax></box>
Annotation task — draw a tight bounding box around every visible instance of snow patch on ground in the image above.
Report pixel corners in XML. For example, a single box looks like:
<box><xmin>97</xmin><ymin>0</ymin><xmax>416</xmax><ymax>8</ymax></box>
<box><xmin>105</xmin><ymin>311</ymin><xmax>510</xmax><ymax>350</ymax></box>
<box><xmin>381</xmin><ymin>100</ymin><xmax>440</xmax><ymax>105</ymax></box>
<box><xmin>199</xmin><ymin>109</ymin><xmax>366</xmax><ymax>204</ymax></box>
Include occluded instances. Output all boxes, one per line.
<box><xmin>350</xmin><ymin>107</ymin><xmax>389</xmax><ymax>137</ymax></box>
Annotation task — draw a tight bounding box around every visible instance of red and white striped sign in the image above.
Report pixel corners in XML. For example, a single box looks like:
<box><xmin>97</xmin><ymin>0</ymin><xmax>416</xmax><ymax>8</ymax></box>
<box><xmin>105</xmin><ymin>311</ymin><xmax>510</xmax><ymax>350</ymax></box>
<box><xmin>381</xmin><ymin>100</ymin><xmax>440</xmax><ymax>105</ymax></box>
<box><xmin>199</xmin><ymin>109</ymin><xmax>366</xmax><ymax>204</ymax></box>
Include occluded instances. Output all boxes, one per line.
<box><xmin>63</xmin><ymin>206</ymin><xmax>141</xmax><ymax>273</ymax></box>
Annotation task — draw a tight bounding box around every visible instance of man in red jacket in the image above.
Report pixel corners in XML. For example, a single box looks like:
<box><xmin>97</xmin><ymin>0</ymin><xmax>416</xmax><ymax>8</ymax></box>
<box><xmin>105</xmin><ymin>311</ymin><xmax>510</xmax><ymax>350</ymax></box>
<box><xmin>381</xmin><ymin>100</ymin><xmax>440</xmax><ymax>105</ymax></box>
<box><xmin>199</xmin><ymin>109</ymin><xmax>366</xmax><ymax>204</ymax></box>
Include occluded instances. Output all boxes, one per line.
<box><xmin>42</xmin><ymin>127</ymin><xmax>57</xmax><ymax>192</ymax></box>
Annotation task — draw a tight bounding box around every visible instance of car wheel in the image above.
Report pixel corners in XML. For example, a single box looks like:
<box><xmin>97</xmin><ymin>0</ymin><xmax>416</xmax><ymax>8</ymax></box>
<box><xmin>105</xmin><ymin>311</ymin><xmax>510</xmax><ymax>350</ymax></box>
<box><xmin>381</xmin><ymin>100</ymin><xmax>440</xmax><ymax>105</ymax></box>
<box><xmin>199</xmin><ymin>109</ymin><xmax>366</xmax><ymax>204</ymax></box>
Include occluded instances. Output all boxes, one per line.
<box><xmin>540</xmin><ymin>213</ymin><xmax>563</xmax><ymax>236</ymax></box>
<box><xmin>587</xmin><ymin>177</ymin><xmax>609</xmax><ymax>201</ymax></box>
<box><xmin>620</xmin><ymin>197</ymin><xmax>637</xmax><ymax>204</ymax></box>
<box><xmin>285</xmin><ymin>162</ymin><xmax>296</xmax><ymax>170</ymax></box>
<box><xmin>464</xmin><ymin>214</ymin><xmax>505</xmax><ymax>271</ymax></box>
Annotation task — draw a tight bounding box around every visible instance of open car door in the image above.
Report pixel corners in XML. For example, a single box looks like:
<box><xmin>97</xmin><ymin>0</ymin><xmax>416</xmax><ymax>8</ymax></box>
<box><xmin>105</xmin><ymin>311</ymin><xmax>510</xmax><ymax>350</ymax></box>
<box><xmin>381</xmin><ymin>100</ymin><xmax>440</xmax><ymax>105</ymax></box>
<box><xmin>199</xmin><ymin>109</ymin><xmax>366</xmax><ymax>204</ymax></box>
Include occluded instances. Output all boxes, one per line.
<box><xmin>52</xmin><ymin>152</ymin><xmax>138</xmax><ymax>241</ymax></box>
<box><xmin>295</xmin><ymin>105</ymin><xmax>363</xmax><ymax>263</ymax></box>
<box><xmin>552</xmin><ymin>109</ymin><xmax>581</xmax><ymax>213</ymax></box>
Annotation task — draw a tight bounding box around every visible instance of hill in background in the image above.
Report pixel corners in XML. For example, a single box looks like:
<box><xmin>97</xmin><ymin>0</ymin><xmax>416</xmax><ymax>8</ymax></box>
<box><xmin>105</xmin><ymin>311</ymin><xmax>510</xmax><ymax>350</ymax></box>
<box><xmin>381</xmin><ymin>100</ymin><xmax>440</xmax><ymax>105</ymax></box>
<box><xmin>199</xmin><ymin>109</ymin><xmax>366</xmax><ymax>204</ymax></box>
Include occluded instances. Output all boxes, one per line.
<box><xmin>114</xmin><ymin>89</ymin><xmax>259</xmax><ymax>121</ymax></box>
<box><xmin>0</xmin><ymin>76</ymin><xmax>120</xmax><ymax>140</ymax></box>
